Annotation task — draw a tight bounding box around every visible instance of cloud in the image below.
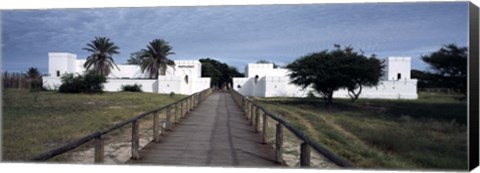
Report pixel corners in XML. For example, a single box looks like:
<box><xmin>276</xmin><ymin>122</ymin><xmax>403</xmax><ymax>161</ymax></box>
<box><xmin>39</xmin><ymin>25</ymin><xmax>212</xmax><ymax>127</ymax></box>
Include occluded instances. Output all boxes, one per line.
<box><xmin>1</xmin><ymin>2</ymin><xmax>469</xmax><ymax>73</ymax></box>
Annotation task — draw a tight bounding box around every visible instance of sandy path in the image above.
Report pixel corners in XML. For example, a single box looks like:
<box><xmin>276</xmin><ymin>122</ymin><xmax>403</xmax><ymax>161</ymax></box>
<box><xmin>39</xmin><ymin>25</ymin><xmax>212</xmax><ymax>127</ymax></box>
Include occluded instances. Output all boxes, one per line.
<box><xmin>66</xmin><ymin>118</ymin><xmax>159</xmax><ymax>164</ymax></box>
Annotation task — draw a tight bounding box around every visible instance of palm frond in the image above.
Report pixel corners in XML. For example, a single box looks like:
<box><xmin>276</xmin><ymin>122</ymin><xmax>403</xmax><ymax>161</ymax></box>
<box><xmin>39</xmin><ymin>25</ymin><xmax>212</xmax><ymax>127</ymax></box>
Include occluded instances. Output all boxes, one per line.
<box><xmin>82</xmin><ymin>37</ymin><xmax>120</xmax><ymax>76</ymax></box>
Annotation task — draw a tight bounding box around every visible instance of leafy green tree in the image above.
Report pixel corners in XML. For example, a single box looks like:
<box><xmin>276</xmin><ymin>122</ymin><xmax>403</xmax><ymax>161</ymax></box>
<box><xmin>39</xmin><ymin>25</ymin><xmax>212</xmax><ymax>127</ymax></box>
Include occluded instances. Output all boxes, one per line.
<box><xmin>199</xmin><ymin>58</ymin><xmax>243</xmax><ymax>89</ymax></box>
<box><xmin>126</xmin><ymin>51</ymin><xmax>144</xmax><ymax>65</ymax></box>
<box><xmin>420</xmin><ymin>44</ymin><xmax>467</xmax><ymax>95</ymax></box>
<box><xmin>411</xmin><ymin>69</ymin><xmax>440</xmax><ymax>88</ymax></box>
<box><xmin>83</xmin><ymin>37</ymin><xmax>120</xmax><ymax>77</ymax></box>
<box><xmin>286</xmin><ymin>46</ymin><xmax>384</xmax><ymax>104</ymax></box>
<box><xmin>139</xmin><ymin>39</ymin><xmax>176</xmax><ymax>79</ymax></box>
<box><xmin>287</xmin><ymin>51</ymin><xmax>340</xmax><ymax>104</ymax></box>
<box><xmin>201</xmin><ymin>62</ymin><xmax>222</xmax><ymax>87</ymax></box>
<box><xmin>341</xmin><ymin>49</ymin><xmax>385</xmax><ymax>101</ymax></box>
<box><xmin>58</xmin><ymin>71</ymin><xmax>106</xmax><ymax>93</ymax></box>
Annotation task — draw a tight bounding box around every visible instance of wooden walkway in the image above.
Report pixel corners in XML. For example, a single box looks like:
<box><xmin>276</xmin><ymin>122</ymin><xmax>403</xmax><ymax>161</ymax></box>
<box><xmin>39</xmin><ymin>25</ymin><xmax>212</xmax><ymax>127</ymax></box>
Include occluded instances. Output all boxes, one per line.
<box><xmin>128</xmin><ymin>92</ymin><xmax>282</xmax><ymax>167</ymax></box>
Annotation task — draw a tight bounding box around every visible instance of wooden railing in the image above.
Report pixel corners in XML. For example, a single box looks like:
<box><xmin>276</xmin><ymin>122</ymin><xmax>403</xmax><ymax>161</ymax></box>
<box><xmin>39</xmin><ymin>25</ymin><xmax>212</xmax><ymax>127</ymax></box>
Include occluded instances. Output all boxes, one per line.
<box><xmin>230</xmin><ymin>90</ymin><xmax>353</xmax><ymax>168</ymax></box>
<box><xmin>31</xmin><ymin>88</ymin><xmax>213</xmax><ymax>162</ymax></box>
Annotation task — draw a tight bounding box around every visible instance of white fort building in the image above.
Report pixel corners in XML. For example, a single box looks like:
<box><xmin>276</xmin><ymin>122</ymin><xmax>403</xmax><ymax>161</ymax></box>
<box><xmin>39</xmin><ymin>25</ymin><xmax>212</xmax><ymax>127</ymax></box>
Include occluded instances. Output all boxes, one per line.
<box><xmin>43</xmin><ymin>53</ymin><xmax>211</xmax><ymax>95</ymax></box>
<box><xmin>233</xmin><ymin>57</ymin><xmax>418</xmax><ymax>99</ymax></box>
<box><xmin>43</xmin><ymin>52</ymin><xmax>417</xmax><ymax>99</ymax></box>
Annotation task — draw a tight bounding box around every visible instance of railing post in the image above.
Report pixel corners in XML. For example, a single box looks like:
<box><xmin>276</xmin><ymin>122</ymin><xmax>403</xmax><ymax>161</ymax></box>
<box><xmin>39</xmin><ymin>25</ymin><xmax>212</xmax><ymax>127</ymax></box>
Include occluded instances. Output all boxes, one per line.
<box><xmin>196</xmin><ymin>94</ymin><xmax>199</xmax><ymax>107</ymax></box>
<box><xmin>250</xmin><ymin>104</ymin><xmax>255</xmax><ymax>125</ymax></box>
<box><xmin>275</xmin><ymin>123</ymin><xmax>283</xmax><ymax>164</ymax></box>
<box><xmin>185</xmin><ymin>98</ymin><xmax>189</xmax><ymax>114</ymax></box>
<box><xmin>245</xmin><ymin>99</ymin><xmax>248</xmax><ymax>115</ymax></box>
<box><xmin>190</xmin><ymin>96</ymin><xmax>194</xmax><ymax>109</ymax></box>
<box><xmin>254</xmin><ymin>108</ymin><xmax>260</xmax><ymax>133</ymax></box>
<box><xmin>241</xmin><ymin>97</ymin><xmax>245</xmax><ymax>110</ymax></box>
<box><xmin>300</xmin><ymin>142</ymin><xmax>311</xmax><ymax>167</ymax></box>
<box><xmin>153</xmin><ymin>111</ymin><xmax>159</xmax><ymax>142</ymax></box>
<box><xmin>94</xmin><ymin>136</ymin><xmax>104</xmax><ymax>163</ymax></box>
<box><xmin>195</xmin><ymin>94</ymin><xmax>198</xmax><ymax>107</ymax></box>
<box><xmin>161</xmin><ymin>120</ymin><xmax>166</xmax><ymax>136</ymax></box>
<box><xmin>165</xmin><ymin>110</ymin><xmax>171</xmax><ymax>130</ymax></box>
<box><xmin>263</xmin><ymin>113</ymin><xmax>268</xmax><ymax>144</ymax></box>
<box><xmin>245</xmin><ymin>101</ymin><xmax>250</xmax><ymax>120</ymax></box>
<box><xmin>180</xmin><ymin>100</ymin><xmax>184</xmax><ymax>118</ymax></box>
<box><xmin>173</xmin><ymin>103</ymin><xmax>178</xmax><ymax>124</ymax></box>
<box><xmin>248</xmin><ymin>102</ymin><xmax>252</xmax><ymax>119</ymax></box>
<box><xmin>131</xmin><ymin>120</ymin><xmax>140</xmax><ymax>160</ymax></box>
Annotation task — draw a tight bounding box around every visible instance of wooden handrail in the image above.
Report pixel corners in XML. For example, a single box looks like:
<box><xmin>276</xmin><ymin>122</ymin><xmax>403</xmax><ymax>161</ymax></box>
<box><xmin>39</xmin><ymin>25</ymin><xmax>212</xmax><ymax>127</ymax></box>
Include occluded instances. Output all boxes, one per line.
<box><xmin>229</xmin><ymin>89</ymin><xmax>353</xmax><ymax>168</ymax></box>
<box><xmin>31</xmin><ymin>131</ymin><xmax>102</xmax><ymax>161</ymax></box>
<box><xmin>30</xmin><ymin>88</ymin><xmax>213</xmax><ymax>162</ymax></box>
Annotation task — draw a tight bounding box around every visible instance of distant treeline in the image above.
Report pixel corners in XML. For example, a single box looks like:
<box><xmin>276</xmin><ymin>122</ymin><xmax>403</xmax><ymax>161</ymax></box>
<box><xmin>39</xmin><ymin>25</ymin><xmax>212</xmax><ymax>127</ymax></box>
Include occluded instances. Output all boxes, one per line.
<box><xmin>2</xmin><ymin>71</ymin><xmax>43</xmax><ymax>89</ymax></box>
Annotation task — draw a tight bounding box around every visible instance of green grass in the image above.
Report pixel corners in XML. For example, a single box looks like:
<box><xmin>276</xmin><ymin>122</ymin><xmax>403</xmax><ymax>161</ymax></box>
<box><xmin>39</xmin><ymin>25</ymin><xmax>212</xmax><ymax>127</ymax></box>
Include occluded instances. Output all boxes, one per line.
<box><xmin>253</xmin><ymin>92</ymin><xmax>467</xmax><ymax>170</ymax></box>
<box><xmin>2</xmin><ymin>89</ymin><xmax>186</xmax><ymax>161</ymax></box>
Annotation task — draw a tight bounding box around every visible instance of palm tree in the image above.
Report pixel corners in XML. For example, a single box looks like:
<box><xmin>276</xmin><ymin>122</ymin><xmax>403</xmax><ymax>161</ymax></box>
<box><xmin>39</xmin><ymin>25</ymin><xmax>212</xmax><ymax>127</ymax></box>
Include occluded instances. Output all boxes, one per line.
<box><xmin>82</xmin><ymin>37</ymin><xmax>120</xmax><ymax>77</ymax></box>
<box><xmin>126</xmin><ymin>51</ymin><xmax>144</xmax><ymax>65</ymax></box>
<box><xmin>139</xmin><ymin>39</ymin><xmax>175</xmax><ymax>79</ymax></box>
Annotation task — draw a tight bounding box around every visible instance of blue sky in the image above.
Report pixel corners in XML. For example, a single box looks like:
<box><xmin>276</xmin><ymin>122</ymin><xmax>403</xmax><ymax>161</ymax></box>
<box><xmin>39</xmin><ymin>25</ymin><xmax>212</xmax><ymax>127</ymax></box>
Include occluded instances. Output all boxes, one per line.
<box><xmin>1</xmin><ymin>2</ymin><xmax>469</xmax><ymax>74</ymax></box>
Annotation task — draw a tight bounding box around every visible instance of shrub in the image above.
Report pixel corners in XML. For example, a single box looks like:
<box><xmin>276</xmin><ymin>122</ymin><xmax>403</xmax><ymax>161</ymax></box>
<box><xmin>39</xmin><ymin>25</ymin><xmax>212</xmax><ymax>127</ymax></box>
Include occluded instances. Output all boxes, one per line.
<box><xmin>169</xmin><ymin>92</ymin><xmax>175</xmax><ymax>97</ymax></box>
<box><xmin>58</xmin><ymin>71</ymin><xmax>106</xmax><ymax>93</ymax></box>
<box><xmin>121</xmin><ymin>84</ymin><xmax>143</xmax><ymax>92</ymax></box>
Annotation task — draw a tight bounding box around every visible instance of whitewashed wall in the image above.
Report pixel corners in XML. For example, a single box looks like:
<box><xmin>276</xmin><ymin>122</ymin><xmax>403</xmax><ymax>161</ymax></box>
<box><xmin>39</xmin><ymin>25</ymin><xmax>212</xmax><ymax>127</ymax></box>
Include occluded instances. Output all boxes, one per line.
<box><xmin>157</xmin><ymin>76</ymin><xmax>182</xmax><ymax>94</ymax></box>
<box><xmin>42</xmin><ymin>76</ymin><xmax>62</xmax><ymax>90</ymax></box>
<box><xmin>190</xmin><ymin>78</ymin><xmax>211</xmax><ymax>93</ymax></box>
<box><xmin>246</xmin><ymin>63</ymin><xmax>274</xmax><ymax>78</ymax></box>
<box><xmin>233</xmin><ymin>78</ymin><xmax>251</xmax><ymax>95</ymax></box>
<box><xmin>384</xmin><ymin>57</ymin><xmax>411</xmax><ymax>80</ymax></box>
<box><xmin>103</xmin><ymin>79</ymin><xmax>158</xmax><ymax>92</ymax></box>
<box><xmin>263</xmin><ymin>76</ymin><xmax>311</xmax><ymax>97</ymax></box>
<box><xmin>109</xmin><ymin>65</ymin><xmax>151</xmax><ymax>79</ymax></box>
<box><xmin>333</xmin><ymin>79</ymin><xmax>418</xmax><ymax>99</ymax></box>
<box><xmin>48</xmin><ymin>53</ymin><xmax>77</xmax><ymax>77</ymax></box>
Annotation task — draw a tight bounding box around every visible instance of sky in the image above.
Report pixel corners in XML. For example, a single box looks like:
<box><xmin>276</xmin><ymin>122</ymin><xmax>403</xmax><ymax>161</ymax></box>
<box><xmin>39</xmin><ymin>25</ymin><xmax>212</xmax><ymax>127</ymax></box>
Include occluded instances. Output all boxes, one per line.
<box><xmin>1</xmin><ymin>2</ymin><xmax>469</xmax><ymax>74</ymax></box>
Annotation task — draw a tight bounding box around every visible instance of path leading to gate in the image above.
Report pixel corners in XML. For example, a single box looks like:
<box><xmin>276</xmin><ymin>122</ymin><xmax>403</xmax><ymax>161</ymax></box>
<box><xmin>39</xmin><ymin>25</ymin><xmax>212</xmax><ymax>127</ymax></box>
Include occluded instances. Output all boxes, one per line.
<box><xmin>127</xmin><ymin>92</ymin><xmax>282</xmax><ymax>167</ymax></box>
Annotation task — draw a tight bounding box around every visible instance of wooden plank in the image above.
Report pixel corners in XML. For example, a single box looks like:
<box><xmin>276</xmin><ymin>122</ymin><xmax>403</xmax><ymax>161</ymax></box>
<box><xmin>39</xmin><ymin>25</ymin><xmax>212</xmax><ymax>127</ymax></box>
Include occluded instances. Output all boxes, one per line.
<box><xmin>128</xmin><ymin>92</ymin><xmax>281</xmax><ymax>167</ymax></box>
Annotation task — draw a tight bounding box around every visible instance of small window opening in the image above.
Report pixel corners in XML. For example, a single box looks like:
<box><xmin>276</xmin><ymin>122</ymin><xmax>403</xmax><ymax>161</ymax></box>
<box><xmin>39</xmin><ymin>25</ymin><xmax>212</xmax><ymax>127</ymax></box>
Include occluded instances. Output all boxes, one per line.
<box><xmin>397</xmin><ymin>73</ymin><xmax>401</xmax><ymax>80</ymax></box>
<box><xmin>56</xmin><ymin>70</ymin><xmax>60</xmax><ymax>77</ymax></box>
<box><xmin>254</xmin><ymin>75</ymin><xmax>259</xmax><ymax>84</ymax></box>
<box><xmin>185</xmin><ymin>75</ymin><xmax>189</xmax><ymax>84</ymax></box>
<box><xmin>237</xmin><ymin>85</ymin><xmax>241</xmax><ymax>89</ymax></box>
